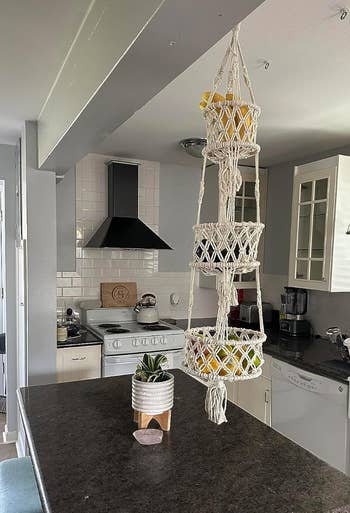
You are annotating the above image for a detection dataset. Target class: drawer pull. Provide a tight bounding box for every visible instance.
[72,356,87,361]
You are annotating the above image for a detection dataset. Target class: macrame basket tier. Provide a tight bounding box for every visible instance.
[203,99,261,163]
[192,221,264,275]
[184,326,266,382]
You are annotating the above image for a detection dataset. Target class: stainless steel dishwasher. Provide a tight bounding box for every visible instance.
[271,359,350,474]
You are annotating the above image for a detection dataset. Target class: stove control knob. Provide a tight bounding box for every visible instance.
[134,339,141,347]
[160,336,166,345]
[113,339,121,349]
[153,337,159,345]
[142,338,149,346]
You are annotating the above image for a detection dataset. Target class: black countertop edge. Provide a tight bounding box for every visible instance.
[57,326,103,348]
[164,317,350,384]
[17,388,51,513]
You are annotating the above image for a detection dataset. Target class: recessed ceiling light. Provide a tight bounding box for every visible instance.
[169,41,176,46]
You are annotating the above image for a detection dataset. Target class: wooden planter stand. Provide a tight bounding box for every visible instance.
[133,409,172,431]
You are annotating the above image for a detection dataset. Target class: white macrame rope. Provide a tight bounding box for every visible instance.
[184,23,265,424]
[187,156,208,331]
[196,155,208,225]
[205,379,227,425]
[209,30,235,103]
[237,40,255,104]
[187,267,196,331]
[255,150,261,224]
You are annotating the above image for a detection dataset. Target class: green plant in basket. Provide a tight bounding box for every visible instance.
[135,353,170,382]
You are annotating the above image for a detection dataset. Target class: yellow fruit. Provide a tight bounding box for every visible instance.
[197,355,219,374]
[199,90,252,142]
[199,91,225,110]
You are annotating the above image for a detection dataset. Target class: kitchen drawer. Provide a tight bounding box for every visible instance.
[57,345,101,383]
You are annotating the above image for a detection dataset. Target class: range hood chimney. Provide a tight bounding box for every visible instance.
[85,161,172,249]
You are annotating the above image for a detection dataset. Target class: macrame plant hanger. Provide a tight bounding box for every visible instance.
[184,24,267,425]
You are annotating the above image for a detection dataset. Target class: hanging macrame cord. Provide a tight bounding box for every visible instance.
[183,23,267,425]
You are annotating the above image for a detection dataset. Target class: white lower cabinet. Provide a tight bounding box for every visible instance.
[57,345,101,383]
[226,354,272,426]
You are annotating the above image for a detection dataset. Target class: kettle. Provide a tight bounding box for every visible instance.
[134,293,159,324]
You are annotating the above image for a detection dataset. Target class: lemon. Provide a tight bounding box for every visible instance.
[199,91,225,110]
[199,91,252,142]
[196,355,219,374]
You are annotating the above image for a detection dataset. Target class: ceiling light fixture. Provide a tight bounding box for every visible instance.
[179,137,206,158]
[169,40,176,46]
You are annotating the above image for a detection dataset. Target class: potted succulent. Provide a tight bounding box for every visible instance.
[132,354,174,416]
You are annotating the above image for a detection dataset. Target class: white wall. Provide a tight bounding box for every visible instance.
[0,145,17,435]
[58,153,218,319]
[27,168,57,385]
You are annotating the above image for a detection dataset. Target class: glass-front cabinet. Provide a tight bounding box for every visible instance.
[199,165,267,290]
[289,155,350,291]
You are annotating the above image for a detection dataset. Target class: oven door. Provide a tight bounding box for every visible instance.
[102,349,184,377]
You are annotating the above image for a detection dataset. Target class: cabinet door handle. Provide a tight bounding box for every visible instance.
[264,389,270,404]
[72,356,87,361]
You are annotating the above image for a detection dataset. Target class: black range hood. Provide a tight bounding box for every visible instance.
[85,161,172,249]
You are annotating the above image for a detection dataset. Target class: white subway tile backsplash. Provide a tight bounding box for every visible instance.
[82,287,100,297]
[63,287,82,297]
[58,154,217,319]
[57,277,72,288]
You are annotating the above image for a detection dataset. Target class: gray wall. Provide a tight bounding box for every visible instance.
[263,163,294,275]
[57,167,76,272]
[159,163,201,272]
[0,145,17,433]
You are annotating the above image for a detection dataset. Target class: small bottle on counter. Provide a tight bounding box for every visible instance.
[57,325,68,342]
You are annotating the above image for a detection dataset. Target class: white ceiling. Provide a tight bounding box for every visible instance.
[0,0,91,144]
[98,0,350,167]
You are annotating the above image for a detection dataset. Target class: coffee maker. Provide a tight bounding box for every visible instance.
[280,287,311,337]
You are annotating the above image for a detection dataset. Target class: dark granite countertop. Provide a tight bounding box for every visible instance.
[57,327,103,348]
[165,318,350,384]
[18,369,350,513]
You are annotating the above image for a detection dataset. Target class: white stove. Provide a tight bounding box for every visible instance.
[83,308,185,377]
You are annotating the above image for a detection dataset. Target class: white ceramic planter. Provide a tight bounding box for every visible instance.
[132,374,174,415]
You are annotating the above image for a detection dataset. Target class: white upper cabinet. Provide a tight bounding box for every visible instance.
[289,155,350,291]
[199,165,267,289]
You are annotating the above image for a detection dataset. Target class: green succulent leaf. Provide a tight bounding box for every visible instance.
[135,353,169,382]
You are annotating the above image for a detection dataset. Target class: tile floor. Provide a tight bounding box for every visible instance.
[0,413,17,462]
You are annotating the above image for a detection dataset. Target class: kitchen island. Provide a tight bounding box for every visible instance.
[18,369,350,513]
